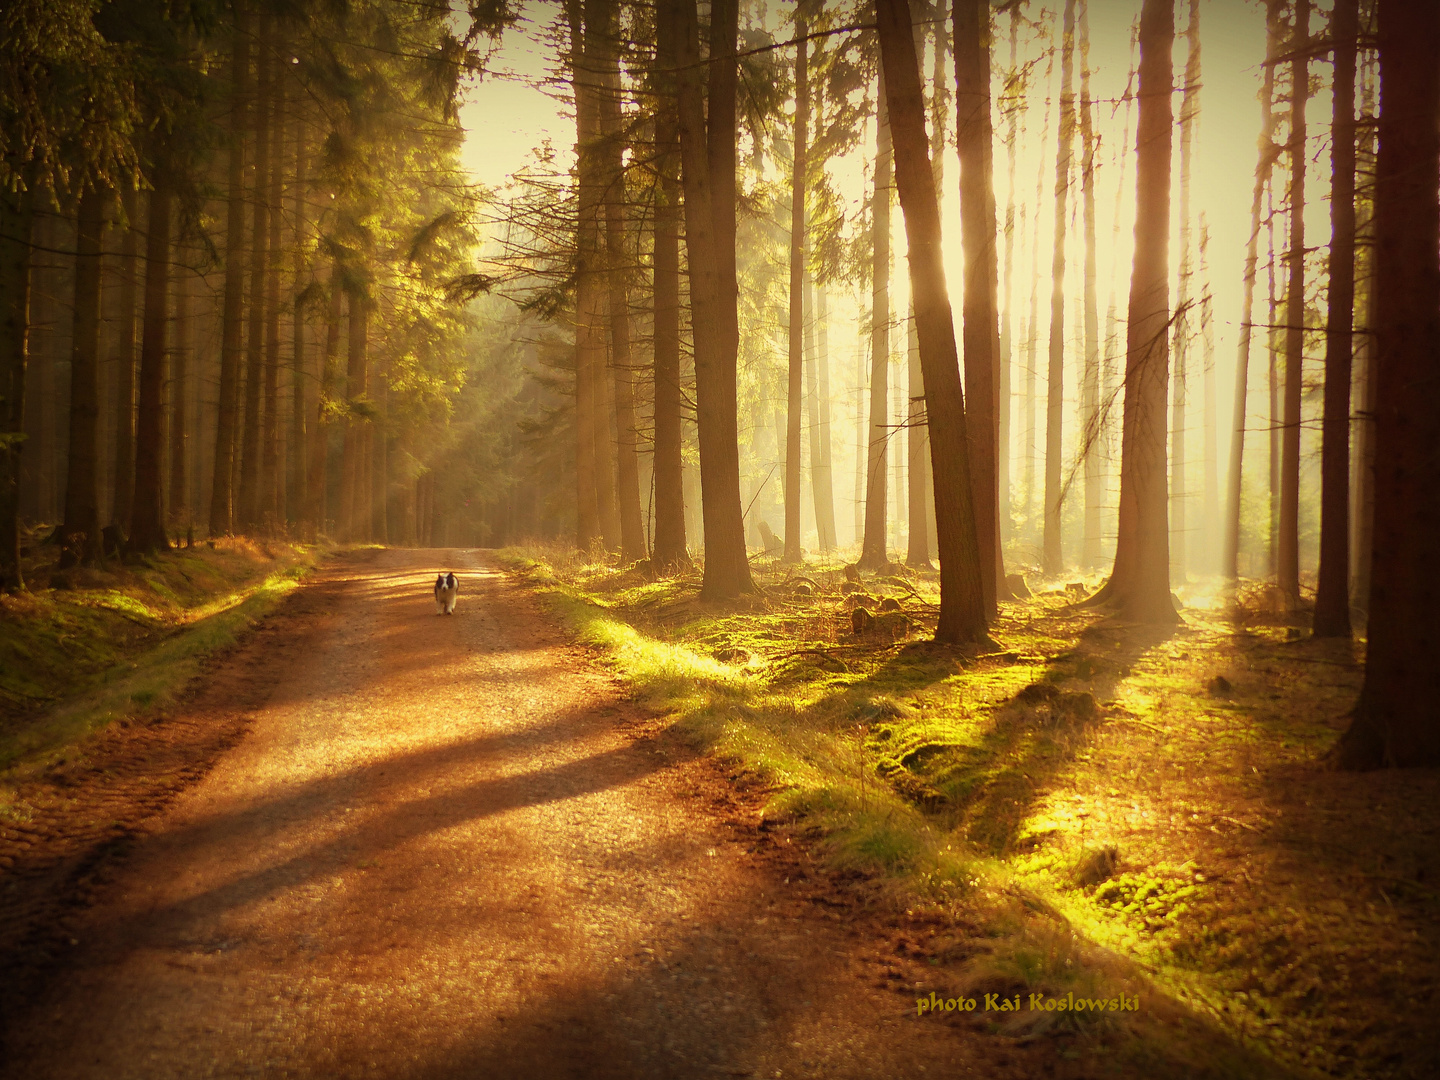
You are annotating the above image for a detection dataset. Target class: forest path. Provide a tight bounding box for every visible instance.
[2,548,1031,1080]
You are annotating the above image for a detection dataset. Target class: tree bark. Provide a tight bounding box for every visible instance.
[1169,0,1200,579]
[877,0,988,644]
[596,4,645,561]
[814,282,837,553]
[571,0,603,550]
[998,7,1021,547]
[954,0,1003,611]
[261,81,285,527]
[371,356,387,544]
[0,182,35,591]
[112,184,139,531]
[60,186,107,569]
[1313,0,1358,638]
[290,109,309,531]
[664,0,754,597]
[1088,0,1176,624]
[1333,0,1440,768]
[308,260,342,538]
[859,72,893,571]
[1079,0,1102,569]
[169,237,189,531]
[1042,0,1076,576]
[1022,61,1052,547]
[129,169,173,554]
[1223,0,1284,580]
[650,5,688,568]
[1277,0,1309,604]
[905,297,928,566]
[238,13,273,531]
[784,18,809,564]
[340,287,368,541]
[209,3,251,539]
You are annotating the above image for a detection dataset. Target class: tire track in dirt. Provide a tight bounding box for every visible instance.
[2,549,1053,1079]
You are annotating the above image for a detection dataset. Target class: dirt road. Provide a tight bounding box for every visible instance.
[2,550,1044,1079]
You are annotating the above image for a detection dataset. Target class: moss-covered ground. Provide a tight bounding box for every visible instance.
[500,542,1438,1080]
[0,535,319,774]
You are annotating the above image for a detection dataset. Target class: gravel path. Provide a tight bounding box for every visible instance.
[2,549,1041,1079]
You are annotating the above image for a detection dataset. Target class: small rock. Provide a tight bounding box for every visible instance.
[1207,674,1233,696]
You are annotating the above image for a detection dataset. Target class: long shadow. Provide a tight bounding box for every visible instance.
[2,709,679,1035]
[791,612,1176,855]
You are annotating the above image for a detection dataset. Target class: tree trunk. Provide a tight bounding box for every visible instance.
[784,18,809,564]
[60,186,107,569]
[815,283,837,553]
[1224,0,1283,579]
[1043,0,1076,577]
[371,357,387,544]
[290,110,309,532]
[596,4,645,561]
[0,182,33,590]
[594,327,621,548]
[1101,59,1136,561]
[1333,0,1440,768]
[169,238,189,531]
[1277,0,1309,604]
[664,0,754,597]
[1023,62,1052,547]
[1079,0,1102,569]
[209,4,251,539]
[905,298,929,566]
[909,15,944,569]
[571,0,603,550]
[853,321,865,545]
[129,169,173,554]
[877,0,989,645]
[859,72,893,571]
[1313,0,1358,638]
[651,7,688,568]
[308,262,341,538]
[340,287,368,541]
[238,14,273,531]
[1088,0,1176,624]
[1169,0,1200,580]
[1199,219,1219,568]
[998,7,1021,547]
[955,0,1004,611]
[112,185,139,531]
[261,81,284,527]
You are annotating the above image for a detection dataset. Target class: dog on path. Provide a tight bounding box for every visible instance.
[434,572,458,615]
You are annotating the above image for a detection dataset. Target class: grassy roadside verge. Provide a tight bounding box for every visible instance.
[0,537,321,776]
[499,542,1435,1080]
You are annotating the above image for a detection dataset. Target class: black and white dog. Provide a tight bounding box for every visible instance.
[434,571,459,615]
